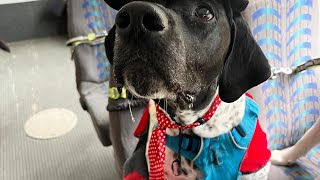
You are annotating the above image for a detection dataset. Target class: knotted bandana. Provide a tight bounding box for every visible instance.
[148,96,222,179]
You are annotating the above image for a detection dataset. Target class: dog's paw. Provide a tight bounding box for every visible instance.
[270,148,299,166]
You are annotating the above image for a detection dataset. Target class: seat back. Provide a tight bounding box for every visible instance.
[68,0,146,172]
[67,0,117,146]
[68,0,116,85]
[244,0,320,177]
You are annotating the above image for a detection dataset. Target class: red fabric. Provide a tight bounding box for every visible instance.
[123,172,146,180]
[134,105,150,137]
[245,93,253,99]
[148,96,222,180]
[240,121,271,173]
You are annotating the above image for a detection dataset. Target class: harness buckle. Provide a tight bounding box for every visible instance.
[180,134,201,153]
[195,117,206,125]
[270,67,293,79]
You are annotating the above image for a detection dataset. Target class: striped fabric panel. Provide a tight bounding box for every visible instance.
[244,0,320,178]
[306,144,320,168]
[81,0,117,94]
[275,157,320,179]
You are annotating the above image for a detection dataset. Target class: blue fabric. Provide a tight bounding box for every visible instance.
[166,97,259,180]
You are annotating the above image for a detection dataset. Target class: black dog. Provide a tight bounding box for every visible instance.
[104,0,271,179]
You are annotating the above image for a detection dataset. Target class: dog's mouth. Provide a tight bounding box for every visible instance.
[116,58,217,111]
[124,76,177,100]
[113,37,220,108]
[116,58,179,100]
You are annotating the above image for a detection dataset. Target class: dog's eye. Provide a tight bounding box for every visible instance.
[195,7,214,21]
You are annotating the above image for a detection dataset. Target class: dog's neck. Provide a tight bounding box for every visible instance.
[159,84,219,125]
[175,90,218,125]
[155,89,246,138]
[191,83,218,111]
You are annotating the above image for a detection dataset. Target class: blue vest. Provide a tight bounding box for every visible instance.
[166,97,259,180]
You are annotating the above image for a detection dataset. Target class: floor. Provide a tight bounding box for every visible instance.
[0,36,120,180]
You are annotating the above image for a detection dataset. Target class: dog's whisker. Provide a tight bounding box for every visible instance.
[128,98,135,122]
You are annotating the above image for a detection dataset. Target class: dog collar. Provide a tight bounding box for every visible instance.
[148,95,222,179]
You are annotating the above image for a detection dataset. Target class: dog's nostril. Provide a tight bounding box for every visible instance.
[143,13,165,31]
[116,11,130,29]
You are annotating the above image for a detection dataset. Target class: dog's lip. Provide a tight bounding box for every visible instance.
[123,73,177,100]
[119,56,166,77]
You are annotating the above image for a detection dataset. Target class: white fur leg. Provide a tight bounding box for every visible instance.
[241,162,270,180]
[270,148,297,166]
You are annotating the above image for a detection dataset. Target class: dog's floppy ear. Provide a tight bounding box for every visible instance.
[218,11,271,103]
[230,0,249,12]
[105,25,116,64]
[104,0,129,10]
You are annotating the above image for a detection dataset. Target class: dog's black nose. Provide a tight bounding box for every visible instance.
[116,2,168,33]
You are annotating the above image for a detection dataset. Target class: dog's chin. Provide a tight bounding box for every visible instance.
[124,77,176,100]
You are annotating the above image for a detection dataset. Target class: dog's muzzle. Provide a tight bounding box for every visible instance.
[115,2,168,36]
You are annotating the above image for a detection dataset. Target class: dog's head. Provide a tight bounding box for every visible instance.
[104,0,270,110]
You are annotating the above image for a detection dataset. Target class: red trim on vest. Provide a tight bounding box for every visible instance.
[240,121,271,173]
[245,92,253,99]
[123,172,146,180]
[134,105,149,137]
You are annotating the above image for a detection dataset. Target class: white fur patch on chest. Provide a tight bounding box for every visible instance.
[176,95,246,138]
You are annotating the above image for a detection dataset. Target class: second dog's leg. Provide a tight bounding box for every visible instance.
[270,119,320,165]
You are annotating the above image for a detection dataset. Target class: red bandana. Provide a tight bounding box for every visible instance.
[148,96,222,180]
